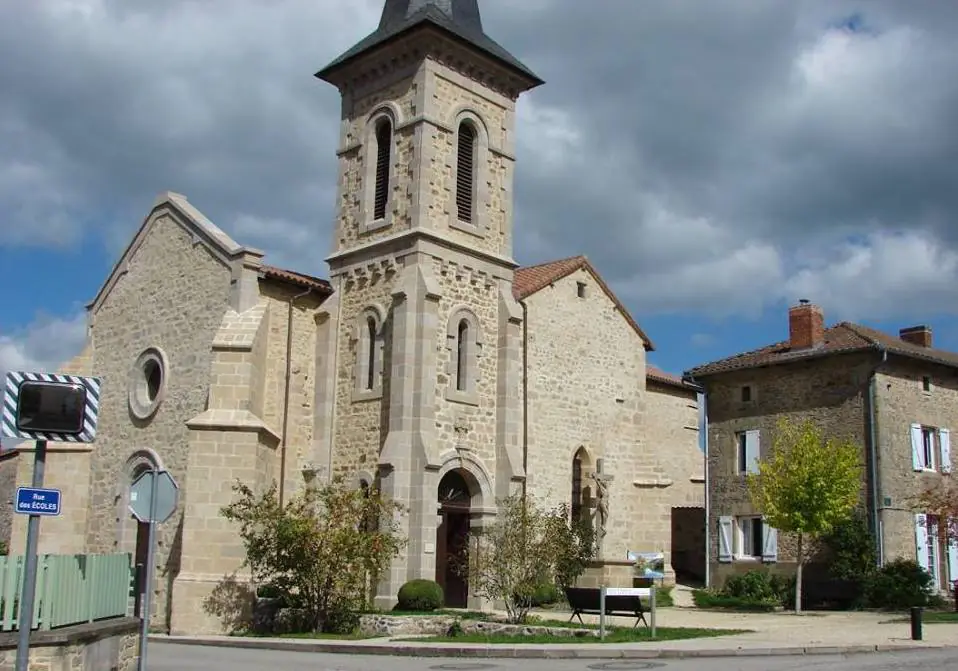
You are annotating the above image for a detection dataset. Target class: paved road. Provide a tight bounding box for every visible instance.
[149,644,952,671]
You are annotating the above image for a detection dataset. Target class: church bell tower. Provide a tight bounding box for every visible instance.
[313,0,542,608]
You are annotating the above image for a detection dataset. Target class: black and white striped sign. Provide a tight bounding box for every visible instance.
[2,372,101,443]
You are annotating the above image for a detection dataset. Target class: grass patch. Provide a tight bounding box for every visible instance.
[655,585,674,607]
[397,626,750,644]
[883,610,958,624]
[230,630,381,640]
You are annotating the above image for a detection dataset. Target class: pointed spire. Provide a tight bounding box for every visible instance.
[316,0,542,89]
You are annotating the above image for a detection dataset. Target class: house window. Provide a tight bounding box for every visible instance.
[736,430,760,474]
[456,121,476,223]
[741,385,752,402]
[916,513,942,589]
[737,516,764,559]
[373,118,392,221]
[364,316,377,391]
[577,281,586,299]
[911,424,951,473]
[923,376,932,392]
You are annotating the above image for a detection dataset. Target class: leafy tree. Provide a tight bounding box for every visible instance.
[747,418,863,613]
[913,480,958,543]
[467,494,595,624]
[221,477,406,633]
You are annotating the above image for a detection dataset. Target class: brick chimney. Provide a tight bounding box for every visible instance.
[788,299,825,350]
[899,325,933,348]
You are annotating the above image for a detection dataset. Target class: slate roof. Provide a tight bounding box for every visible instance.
[316,0,543,86]
[685,321,958,379]
[513,255,655,352]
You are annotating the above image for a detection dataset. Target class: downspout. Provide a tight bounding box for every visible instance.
[279,286,314,507]
[685,374,709,588]
[520,298,529,505]
[326,274,345,485]
[867,345,888,567]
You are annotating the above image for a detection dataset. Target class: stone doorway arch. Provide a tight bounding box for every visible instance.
[436,469,474,608]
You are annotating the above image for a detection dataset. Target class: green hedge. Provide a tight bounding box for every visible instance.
[692,589,779,612]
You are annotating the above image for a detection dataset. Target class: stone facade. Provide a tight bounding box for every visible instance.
[2,0,705,635]
[689,303,958,592]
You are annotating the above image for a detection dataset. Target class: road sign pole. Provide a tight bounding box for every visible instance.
[137,470,159,671]
[15,439,47,671]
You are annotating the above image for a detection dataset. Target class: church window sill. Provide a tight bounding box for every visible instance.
[445,388,479,407]
[352,387,383,403]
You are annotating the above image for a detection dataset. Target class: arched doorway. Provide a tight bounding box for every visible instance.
[436,470,472,608]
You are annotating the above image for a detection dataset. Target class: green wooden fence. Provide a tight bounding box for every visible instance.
[0,553,133,631]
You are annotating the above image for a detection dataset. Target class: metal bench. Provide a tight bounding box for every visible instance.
[564,586,649,629]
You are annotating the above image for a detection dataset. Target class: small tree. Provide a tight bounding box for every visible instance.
[747,418,863,613]
[221,477,406,633]
[913,480,958,543]
[467,495,594,623]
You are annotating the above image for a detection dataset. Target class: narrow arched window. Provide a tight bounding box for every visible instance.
[571,449,585,522]
[374,119,392,220]
[365,316,377,390]
[456,319,469,391]
[456,122,476,223]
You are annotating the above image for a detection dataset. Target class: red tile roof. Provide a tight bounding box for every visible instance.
[647,365,699,391]
[260,265,333,294]
[513,256,655,351]
[685,321,958,378]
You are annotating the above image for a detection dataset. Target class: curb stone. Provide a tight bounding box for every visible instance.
[148,635,949,660]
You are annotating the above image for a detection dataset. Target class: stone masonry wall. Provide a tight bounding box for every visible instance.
[432,256,501,486]
[330,267,397,481]
[523,268,650,574]
[85,212,232,630]
[426,62,513,258]
[874,357,958,588]
[644,380,705,576]
[702,352,876,587]
[334,76,418,253]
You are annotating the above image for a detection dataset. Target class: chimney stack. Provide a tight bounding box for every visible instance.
[788,299,825,350]
[899,325,933,348]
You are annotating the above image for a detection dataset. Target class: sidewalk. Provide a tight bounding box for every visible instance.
[149,607,958,660]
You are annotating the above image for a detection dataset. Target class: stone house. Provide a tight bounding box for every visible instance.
[1,0,705,634]
[685,300,958,593]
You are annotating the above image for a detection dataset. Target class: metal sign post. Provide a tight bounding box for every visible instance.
[3,372,100,671]
[14,440,47,671]
[128,467,179,671]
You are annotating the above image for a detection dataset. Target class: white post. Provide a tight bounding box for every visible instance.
[599,585,606,640]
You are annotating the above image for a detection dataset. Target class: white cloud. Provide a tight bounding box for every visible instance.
[0,312,88,388]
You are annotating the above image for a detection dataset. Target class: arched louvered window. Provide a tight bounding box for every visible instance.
[456,121,476,223]
[365,316,377,390]
[456,319,469,391]
[373,118,392,221]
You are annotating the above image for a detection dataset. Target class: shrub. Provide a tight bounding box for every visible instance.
[865,558,935,610]
[723,570,778,603]
[691,589,778,611]
[396,579,444,612]
[532,582,562,607]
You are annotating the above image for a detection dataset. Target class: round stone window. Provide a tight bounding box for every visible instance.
[129,348,168,420]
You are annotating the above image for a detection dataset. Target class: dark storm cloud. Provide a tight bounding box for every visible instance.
[1,0,958,318]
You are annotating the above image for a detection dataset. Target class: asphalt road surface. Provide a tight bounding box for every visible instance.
[149,644,955,671]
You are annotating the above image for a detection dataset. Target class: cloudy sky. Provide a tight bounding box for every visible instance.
[2,0,958,385]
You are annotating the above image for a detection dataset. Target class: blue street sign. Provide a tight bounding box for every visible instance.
[15,487,61,517]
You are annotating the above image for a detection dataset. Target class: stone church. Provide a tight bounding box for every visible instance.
[2,0,704,635]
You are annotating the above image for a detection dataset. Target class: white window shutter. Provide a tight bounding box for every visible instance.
[718,516,733,563]
[745,430,760,474]
[915,514,930,571]
[940,428,951,474]
[948,517,958,584]
[911,423,924,471]
[762,522,778,563]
